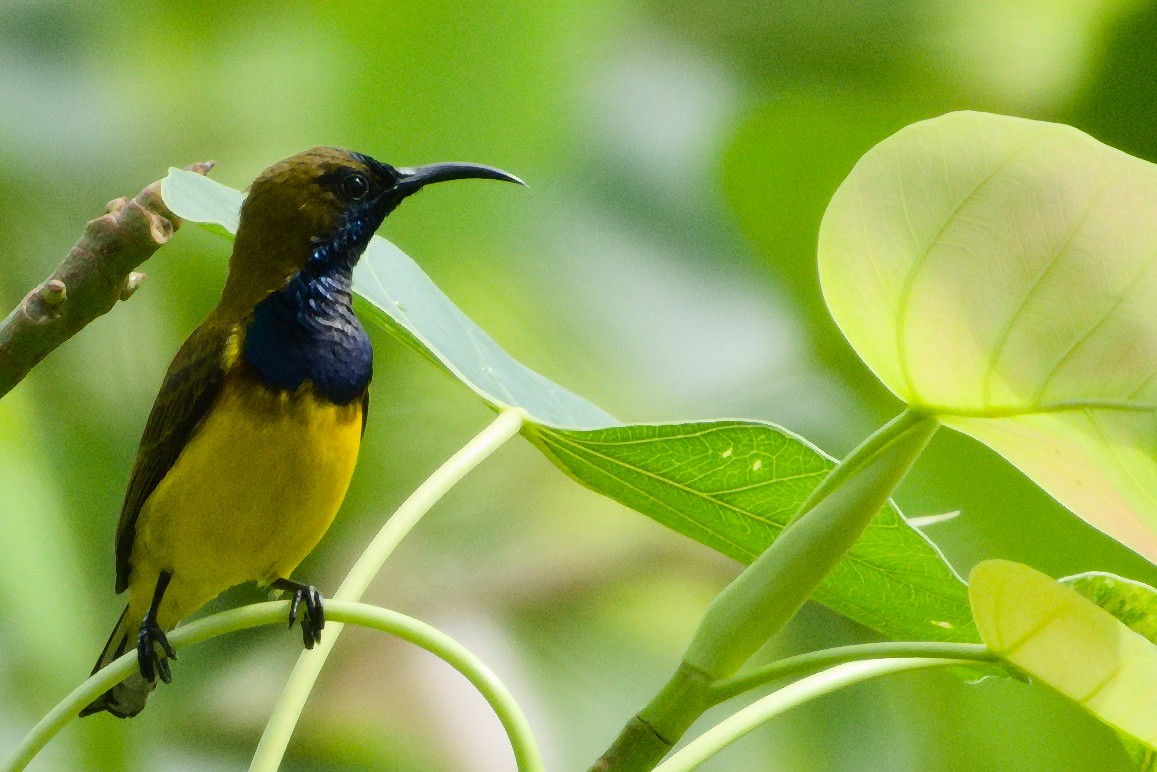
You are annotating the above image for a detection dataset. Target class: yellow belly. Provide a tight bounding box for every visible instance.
[128,379,363,628]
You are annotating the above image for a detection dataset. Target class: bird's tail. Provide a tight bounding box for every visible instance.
[79,605,157,718]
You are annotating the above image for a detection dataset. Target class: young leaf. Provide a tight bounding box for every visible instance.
[162,169,243,237]
[1064,572,1157,644]
[161,168,976,645]
[528,420,977,644]
[971,560,1157,749]
[819,112,1157,563]
[1063,572,1157,769]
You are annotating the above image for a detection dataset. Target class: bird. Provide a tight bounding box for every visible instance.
[81,148,522,718]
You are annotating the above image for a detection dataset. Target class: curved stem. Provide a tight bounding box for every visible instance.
[786,408,926,526]
[684,411,939,680]
[710,642,997,702]
[655,658,971,772]
[3,600,541,772]
[594,412,940,771]
[251,407,527,772]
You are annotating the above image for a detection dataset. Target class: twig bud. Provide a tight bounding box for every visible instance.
[121,272,146,300]
[39,279,67,307]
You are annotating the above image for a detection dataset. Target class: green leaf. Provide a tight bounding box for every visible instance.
[161,168,976,646]
[160,168,615,429]
[527,420,977,643]
[819,111,1157,564]
[1064,572,1157,645]
[1120,737,1157,772]
[162,168,243,239]
[971,560,1157,750]
[1063,572,1157,770]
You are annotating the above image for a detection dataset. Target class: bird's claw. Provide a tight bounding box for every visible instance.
[280,581,325,650]
[137,619,176,684]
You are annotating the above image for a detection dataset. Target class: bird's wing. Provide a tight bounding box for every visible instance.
[114,321,235,593]
[360,388,370,437]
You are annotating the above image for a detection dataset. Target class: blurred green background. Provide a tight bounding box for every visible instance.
[3,1,1157,769]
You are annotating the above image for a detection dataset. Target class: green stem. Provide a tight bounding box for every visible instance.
[685,411,939,679]
[592,411,939,771]
[251,407,527,771]
[3,600,541,772]
[655,658,972,772]
[787,409,926,525]
[710,642,997,702]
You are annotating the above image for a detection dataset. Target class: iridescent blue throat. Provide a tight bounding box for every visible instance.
[243,216,374,405]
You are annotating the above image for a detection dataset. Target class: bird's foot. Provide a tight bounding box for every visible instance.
[137,618,176,684]
[273,578,325,650]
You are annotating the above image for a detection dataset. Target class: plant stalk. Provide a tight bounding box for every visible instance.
[592,410,939,771]
[710,641,996,701]
[251,407,527,771]
[687,410,938,678]
[4,600,541,772]
[655,658,971,772]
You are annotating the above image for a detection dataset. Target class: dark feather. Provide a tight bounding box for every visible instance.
[114,321,233,593]
[361,389,370,437]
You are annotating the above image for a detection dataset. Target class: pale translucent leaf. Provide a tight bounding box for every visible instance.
[971,560,1157,749]
[1063,573,1157,769]
[819,112,1157,562]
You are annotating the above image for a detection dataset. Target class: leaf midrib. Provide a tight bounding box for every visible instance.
[894,137,1036,403]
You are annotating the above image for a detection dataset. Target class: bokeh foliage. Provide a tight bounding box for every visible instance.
[4,1,1157,769]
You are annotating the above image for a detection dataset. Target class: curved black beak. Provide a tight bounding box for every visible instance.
[393,162,525,195]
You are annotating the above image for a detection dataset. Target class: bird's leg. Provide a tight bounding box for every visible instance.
[137,570,177,684]
[272,578,325,650]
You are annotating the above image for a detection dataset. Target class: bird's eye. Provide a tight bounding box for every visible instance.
[341,173,369,201]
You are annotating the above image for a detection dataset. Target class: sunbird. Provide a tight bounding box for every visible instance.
[81,148,521,718]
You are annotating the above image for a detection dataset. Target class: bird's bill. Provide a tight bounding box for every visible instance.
[392,162,525,192]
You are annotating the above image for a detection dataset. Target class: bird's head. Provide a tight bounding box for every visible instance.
[222,147,522,309]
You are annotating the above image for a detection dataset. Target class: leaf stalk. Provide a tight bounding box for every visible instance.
[655,657,973,772]
[592,410,939,771]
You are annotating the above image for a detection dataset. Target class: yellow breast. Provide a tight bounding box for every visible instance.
[130,376,363,626]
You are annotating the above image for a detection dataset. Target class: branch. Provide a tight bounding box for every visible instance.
[0,162,214,399]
